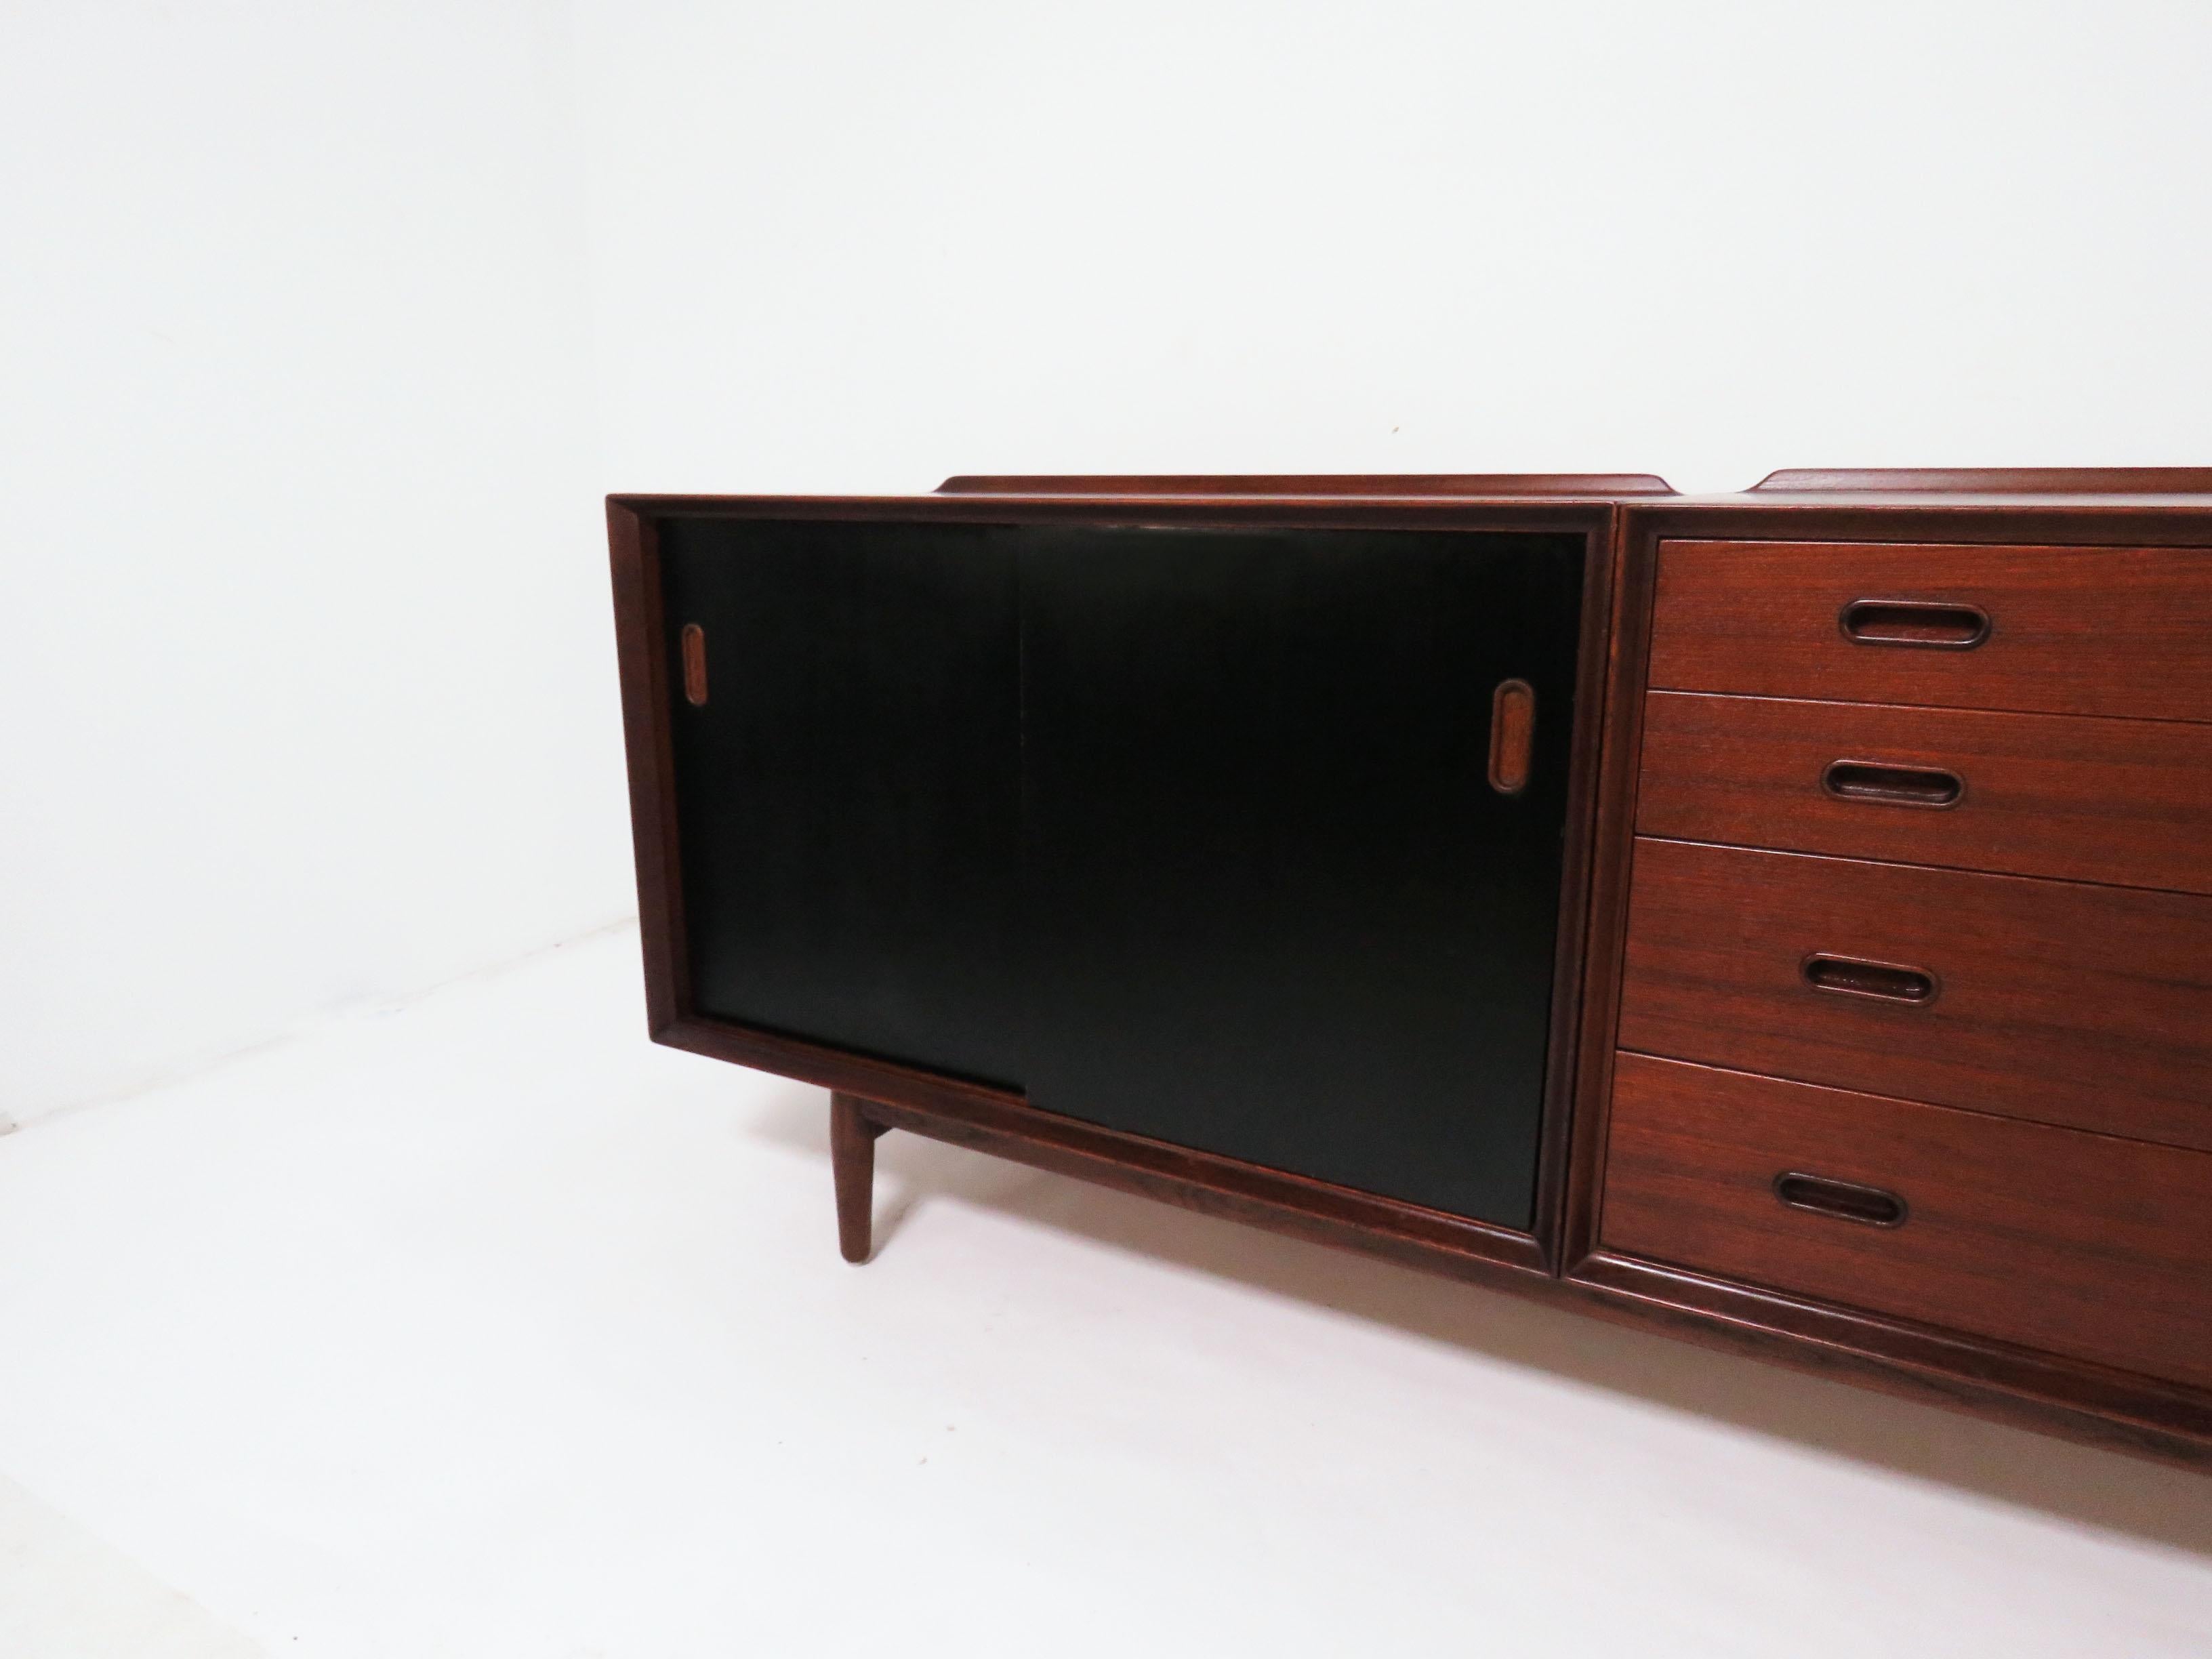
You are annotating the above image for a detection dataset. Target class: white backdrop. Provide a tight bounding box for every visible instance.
[572,0,2212,493]
[1,3,632,1122]
[8,0,2212,1123]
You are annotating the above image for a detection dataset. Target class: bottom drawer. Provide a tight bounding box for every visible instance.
[1601,1053,2212,1391]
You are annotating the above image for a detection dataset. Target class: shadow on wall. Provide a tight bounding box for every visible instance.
[738,1078,2212,1561]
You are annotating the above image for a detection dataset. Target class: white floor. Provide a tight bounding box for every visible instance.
[1,927,2209,1658]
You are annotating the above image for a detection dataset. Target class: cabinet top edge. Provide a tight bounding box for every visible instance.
[950,471,2212,508]
[934,473,1679,497]
[1749,468,2212,497]
[607,466,2212,522]
[605,493,1623,528]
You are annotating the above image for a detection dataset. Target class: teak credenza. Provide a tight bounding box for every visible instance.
[608,470,2212,1466]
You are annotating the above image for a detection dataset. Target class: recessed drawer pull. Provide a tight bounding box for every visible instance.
[1488,678,1536,796]
[680,623,709,706]
[1839,598,1991,649]
[1822,759,1963,808]
[1772,1170,1910,1228]
[1801,953,1938,1004]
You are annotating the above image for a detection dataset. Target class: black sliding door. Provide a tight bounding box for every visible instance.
[1018,527,1585,1229]
[658,517,1021,1086]
[659,514,1585,1231]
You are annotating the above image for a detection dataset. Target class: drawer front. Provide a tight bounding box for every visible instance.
[1601,1053,2212,1391]
[1650,539,2212,722]
[1636,690,2212,895]
[1619,838,2212,1152]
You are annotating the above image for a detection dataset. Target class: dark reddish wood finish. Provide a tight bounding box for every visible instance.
[608,499,688,1036]
[678,623,708,707]
[1635,690,2212,895]
[1601,1054,2212,1392]
[1487,679,1537,795]
[1570,1250,2212,1465]
[1561,489,2212,1469]
[1650,538,2212,722]
[613,474,2212,1471]
[830,1092,888,1264]
[1529,523,1623,1258]
[1750,468,2212,495]
[1558,510,1661,1271]
[937,473,1677,497]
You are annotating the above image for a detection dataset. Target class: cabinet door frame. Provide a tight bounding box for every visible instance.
[610,486,1621,1278]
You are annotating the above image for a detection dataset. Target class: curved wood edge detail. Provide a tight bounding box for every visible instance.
[1750,468,2212,496]
[935,473,1679,497]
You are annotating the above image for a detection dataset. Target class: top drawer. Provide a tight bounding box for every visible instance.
[1650,540,2212,722]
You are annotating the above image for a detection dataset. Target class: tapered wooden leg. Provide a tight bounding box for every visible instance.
[830,1092,888,1263]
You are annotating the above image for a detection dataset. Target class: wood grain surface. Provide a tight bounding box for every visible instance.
[1636,690,2212,894]
[1618,838,2212,1151]
[1650,539,2212,721]
[1601,1053,2212,1391]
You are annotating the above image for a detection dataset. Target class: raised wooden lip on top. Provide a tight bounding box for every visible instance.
[935,472,1678,497]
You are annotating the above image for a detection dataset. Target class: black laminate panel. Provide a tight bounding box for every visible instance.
[659,517,1020,1085]
[1019,527,1584,1229]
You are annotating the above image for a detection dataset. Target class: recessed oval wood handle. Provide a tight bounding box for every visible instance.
[1839,598,1990,649]
[1822,759,1963,808]
[1801,953,1938,1005]
[1773,1170,1909,1228]
[1488,678,1535,796]
[680,623,708,706]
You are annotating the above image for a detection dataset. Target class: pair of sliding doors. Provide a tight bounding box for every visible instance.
[657,515,1586,1231]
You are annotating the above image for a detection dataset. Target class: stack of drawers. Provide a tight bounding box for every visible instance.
[1599,538,2212,1392]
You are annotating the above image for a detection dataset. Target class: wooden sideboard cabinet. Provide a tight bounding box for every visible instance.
[609,470,2212,1467]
